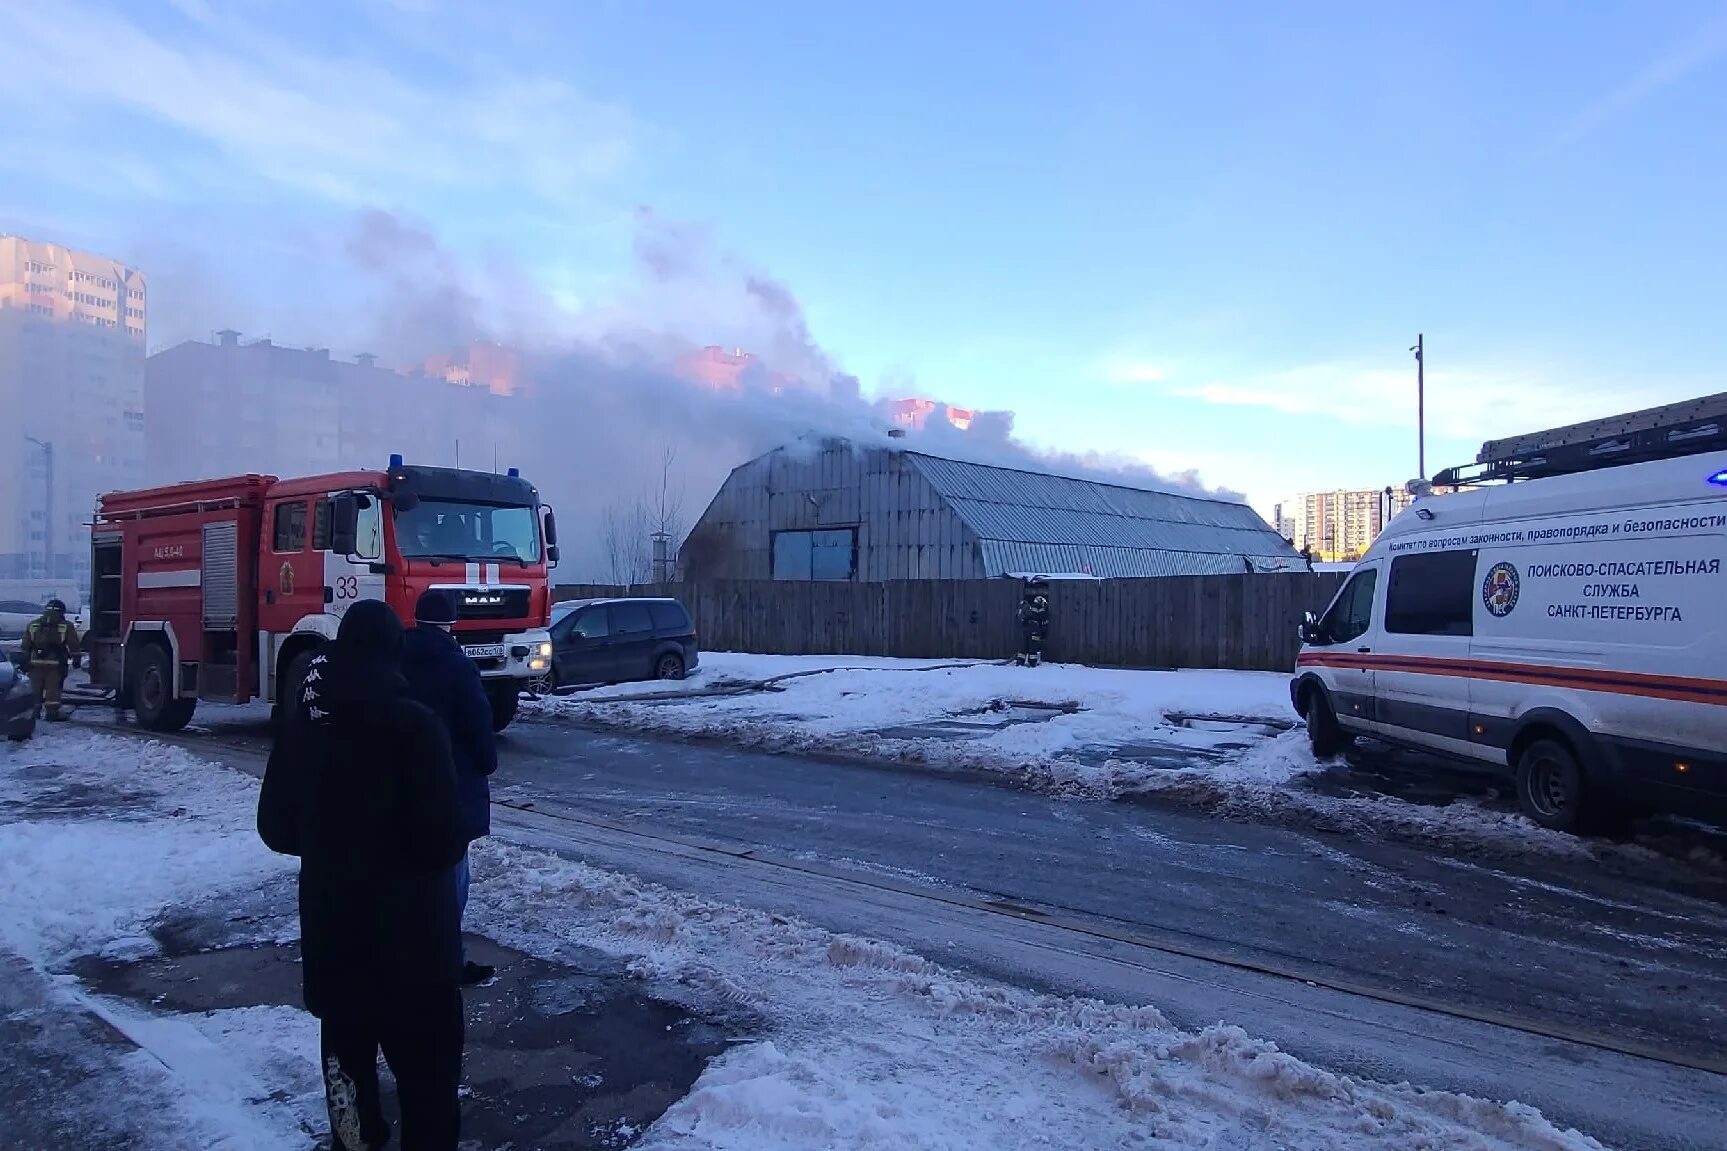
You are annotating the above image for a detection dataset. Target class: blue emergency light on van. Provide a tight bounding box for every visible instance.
[1708,468,1727,486]
[508,467,520,477]
[390,453,405,469]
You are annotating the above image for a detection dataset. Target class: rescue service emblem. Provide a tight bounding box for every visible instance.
[279,560,295,596]
[1482,561,1520,617]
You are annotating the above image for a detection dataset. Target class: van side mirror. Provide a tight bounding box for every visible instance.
[330,494,359,556]
[1298,611,1321,645]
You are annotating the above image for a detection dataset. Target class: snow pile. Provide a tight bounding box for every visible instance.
[471,838,1609,1151]
[0,732,293,964]
[0,731,320,1147]
[531,653,1296,786]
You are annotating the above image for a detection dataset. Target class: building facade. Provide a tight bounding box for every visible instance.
[0,236,147,590]
[1286,487,1414,561]
[145,332,525,489]
[682,439,1306,581]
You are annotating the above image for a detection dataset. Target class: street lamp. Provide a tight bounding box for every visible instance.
[1410,335,1425,480]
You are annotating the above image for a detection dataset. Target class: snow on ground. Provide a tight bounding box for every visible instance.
[535,653,1296,788]
[0,727,1613,1150]
[525,654,1643,862]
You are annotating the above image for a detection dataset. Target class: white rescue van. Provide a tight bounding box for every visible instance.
[1292,415,1727,834]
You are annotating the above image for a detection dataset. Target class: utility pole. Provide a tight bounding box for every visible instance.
[24,436,52,579]
[1410,334,1426,479]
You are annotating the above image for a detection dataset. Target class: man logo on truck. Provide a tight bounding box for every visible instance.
[1482,561,1521,617]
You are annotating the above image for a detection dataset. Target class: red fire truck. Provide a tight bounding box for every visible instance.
[86,456,558,733]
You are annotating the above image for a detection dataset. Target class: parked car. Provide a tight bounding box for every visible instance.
[0,599,44,640]
[545,597,699,688]
[1,654,37,742]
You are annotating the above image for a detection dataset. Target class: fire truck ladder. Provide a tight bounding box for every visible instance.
[1432,391,1727,487]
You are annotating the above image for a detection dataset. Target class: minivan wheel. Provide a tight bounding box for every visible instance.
[655,653,685,681]
[1516,738,1591,833]
[1303,685,1349,758]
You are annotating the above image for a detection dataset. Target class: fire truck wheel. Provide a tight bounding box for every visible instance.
[488,685,520,732]
[130,643,195,733]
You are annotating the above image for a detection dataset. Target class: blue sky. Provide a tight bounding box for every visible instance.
[3,0,1726,517]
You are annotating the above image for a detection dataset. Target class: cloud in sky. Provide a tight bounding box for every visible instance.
[1163,358,1689,447]
[1543,6,1727,156]
[0,1,635,210]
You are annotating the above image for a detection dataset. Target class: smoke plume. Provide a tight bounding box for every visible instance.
[154,208,1238,579]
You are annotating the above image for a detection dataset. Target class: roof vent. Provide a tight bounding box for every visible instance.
[887,427,907,439]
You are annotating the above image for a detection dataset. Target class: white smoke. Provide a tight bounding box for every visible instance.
[149,208,1240,579]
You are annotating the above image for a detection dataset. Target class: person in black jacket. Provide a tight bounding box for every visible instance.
[401,588,499,986]
[1015,577,1050,667]
[258,599,468,1151]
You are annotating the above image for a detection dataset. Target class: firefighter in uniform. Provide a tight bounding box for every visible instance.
[1015,578,1050,667]
[23,599,81,721]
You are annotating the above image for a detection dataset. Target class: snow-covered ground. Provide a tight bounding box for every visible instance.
[534,653,1297,785]
[524,654,1676,863]
[0,728,1614,1150]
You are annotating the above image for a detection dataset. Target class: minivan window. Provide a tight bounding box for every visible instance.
[610,601,653,635]
[1322,568,1378,644]
[649,601,691,632]
[1386,550,1477,637]
[571,608,609,640]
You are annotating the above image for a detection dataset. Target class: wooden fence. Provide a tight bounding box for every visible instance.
[554,572,1348,672]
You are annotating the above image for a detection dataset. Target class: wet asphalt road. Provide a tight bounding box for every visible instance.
[487,715,1727,1071]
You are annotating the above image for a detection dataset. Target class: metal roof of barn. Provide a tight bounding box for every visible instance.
[905,452,1304,578]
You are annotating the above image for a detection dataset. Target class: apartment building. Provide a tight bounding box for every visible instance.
[144,332,525,487]
[0,235,147,587]
[1285,486,1415,561]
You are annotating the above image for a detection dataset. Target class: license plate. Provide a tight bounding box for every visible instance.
[463,644,507,660]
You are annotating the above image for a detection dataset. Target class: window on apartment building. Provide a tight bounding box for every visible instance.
[1386,550,1477,637]
[272,501,308,552]
[771,528,857,581]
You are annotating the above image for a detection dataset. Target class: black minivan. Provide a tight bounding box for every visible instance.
[545,597,700,688]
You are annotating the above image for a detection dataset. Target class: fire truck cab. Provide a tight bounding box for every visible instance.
[87,456,558,733]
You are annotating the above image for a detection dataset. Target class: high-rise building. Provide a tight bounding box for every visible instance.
[1271,502,1298,544]
[0,236,147,590]
[885,398,978,431]
[144,332,524,487]
[423,341,524,396]
[1287,487,1414,561]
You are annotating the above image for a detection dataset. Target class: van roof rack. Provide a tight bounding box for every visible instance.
[1432,391,1727,487]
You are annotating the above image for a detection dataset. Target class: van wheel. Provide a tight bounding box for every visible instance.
[1516,738,1593,833]
[1303,685,1349,758]
[655,653,685,682]
[131,644,195,733]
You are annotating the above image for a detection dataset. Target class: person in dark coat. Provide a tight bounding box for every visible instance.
[1016,577,1050,667]
[401,588,499,986]
[257,599,468,1151]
